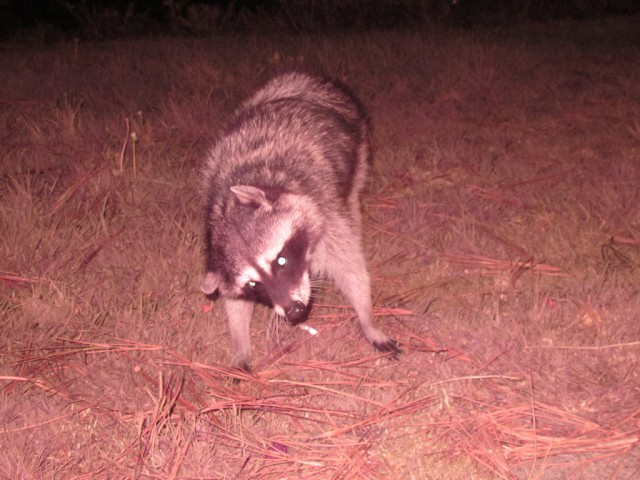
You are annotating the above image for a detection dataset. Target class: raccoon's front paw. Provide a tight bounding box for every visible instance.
[231,353,252,374]
[234,362,251,373]
[373,338,402,359]
[229,360,252,384]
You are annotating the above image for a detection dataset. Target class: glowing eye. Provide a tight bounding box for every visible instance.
[277,256,287,267]
[247,281,257,288]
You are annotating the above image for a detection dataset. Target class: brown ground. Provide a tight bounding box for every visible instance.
[1,16,639,479]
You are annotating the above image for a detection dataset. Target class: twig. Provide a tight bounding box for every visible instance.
[118,117,130,173]
[525,341,640,350]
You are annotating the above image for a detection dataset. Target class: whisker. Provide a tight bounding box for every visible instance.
[267,310,287,346]
[309,278,330,288]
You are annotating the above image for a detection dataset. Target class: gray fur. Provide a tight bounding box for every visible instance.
[201,72,400,372]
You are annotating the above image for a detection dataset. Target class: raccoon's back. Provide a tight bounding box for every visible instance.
[206,78,367,199]
[241,72,366,128]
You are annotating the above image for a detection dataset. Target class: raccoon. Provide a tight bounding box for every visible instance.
[201,72,400,372]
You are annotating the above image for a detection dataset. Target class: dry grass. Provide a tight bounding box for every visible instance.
[1,16,640,479]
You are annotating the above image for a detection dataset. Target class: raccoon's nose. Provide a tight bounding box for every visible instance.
[285,301,309,325]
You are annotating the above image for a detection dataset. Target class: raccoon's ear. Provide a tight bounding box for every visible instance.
[201,271,222,295]
[230,185,271,209]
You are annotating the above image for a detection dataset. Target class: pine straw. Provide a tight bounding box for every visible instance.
[442,253,569,277]
[447,394,639,479]
[3,332,638,478]
[3,336,431,478]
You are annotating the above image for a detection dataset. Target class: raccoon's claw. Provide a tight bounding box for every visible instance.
[373,339,402,359]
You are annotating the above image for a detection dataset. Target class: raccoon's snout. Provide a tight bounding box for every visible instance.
[285,301,310,325]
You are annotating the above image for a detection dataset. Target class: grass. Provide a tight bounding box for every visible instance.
[1,16,640,478]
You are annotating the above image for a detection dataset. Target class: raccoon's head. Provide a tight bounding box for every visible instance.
[202,184,321,324]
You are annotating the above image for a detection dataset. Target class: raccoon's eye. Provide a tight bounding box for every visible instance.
[276,256,287,267]
[247,281,257,288]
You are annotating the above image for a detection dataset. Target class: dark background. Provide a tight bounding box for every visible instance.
[2,0,640,39]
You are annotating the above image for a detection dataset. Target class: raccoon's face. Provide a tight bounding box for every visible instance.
[237,225,313,324]
[202,185,320,324]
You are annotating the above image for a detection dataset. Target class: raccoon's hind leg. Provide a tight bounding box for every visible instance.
[224,298,255,371]
[326,239,401,357]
